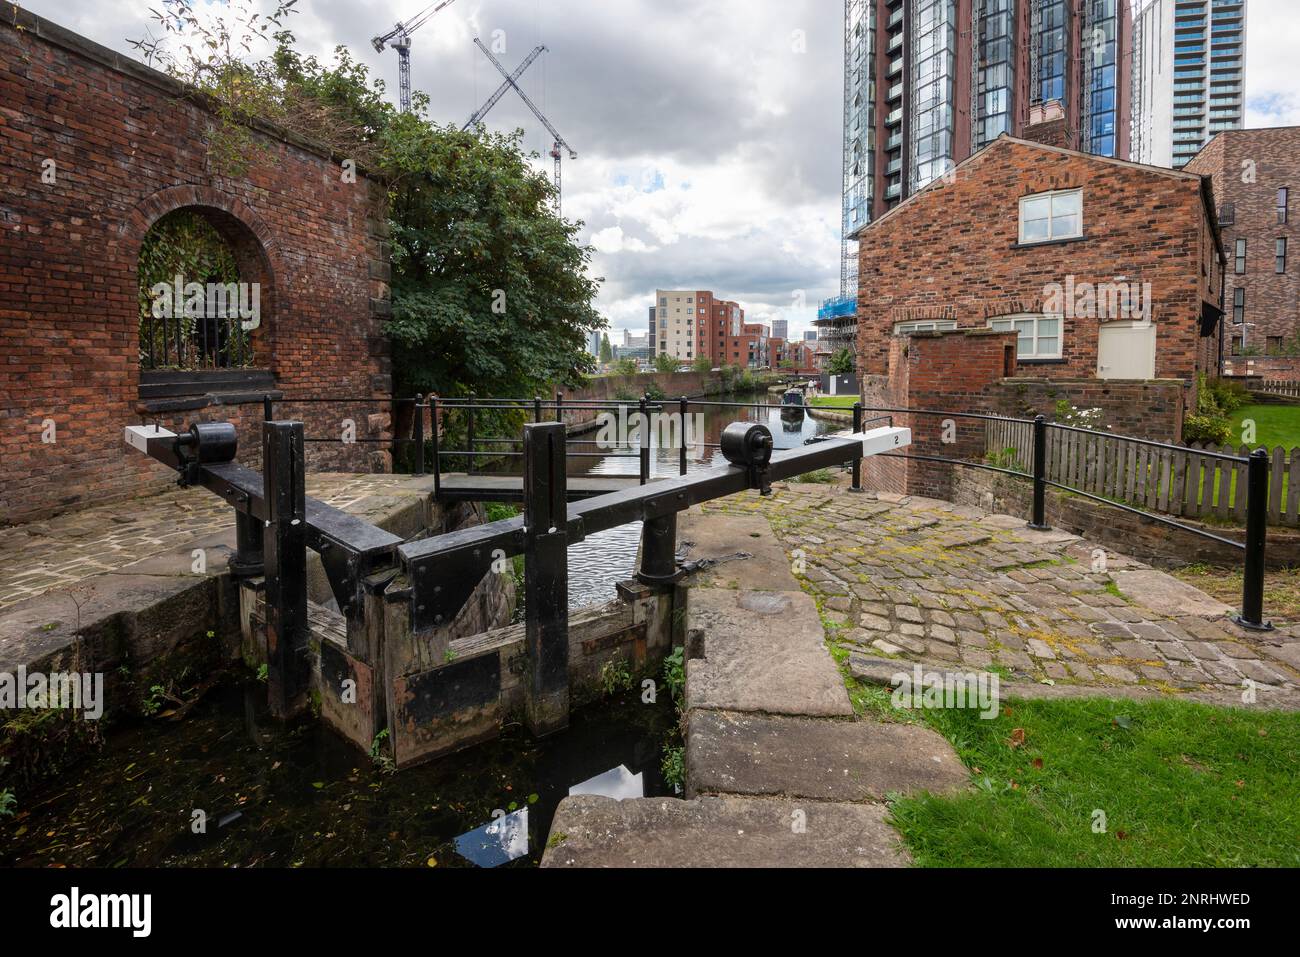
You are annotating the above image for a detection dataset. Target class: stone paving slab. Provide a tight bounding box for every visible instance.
[685,587,853,717]
[541,795,910,868]
[1111,569,1235,618]
[678,510,796,592]
[685,709,968,802]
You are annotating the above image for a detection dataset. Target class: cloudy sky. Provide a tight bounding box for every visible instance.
[17,0,1300,342]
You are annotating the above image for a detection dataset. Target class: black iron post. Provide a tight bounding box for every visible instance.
[229,510,264,578]
[1235,448,1274,631]
[430,395,441,499]
[522,421,570,736]
[534,396,543,423]
[413,394,425,477]
[639,395,650,485]
[679,396,689,477]
[1028,415,1051,531]
[638,513,679,586]
[262,420,309,718]
[262,394,273,422]
[850,401,864,492]
[555,391,565,430]
[466,393,476,476]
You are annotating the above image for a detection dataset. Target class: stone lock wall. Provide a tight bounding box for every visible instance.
[0,12,392,523]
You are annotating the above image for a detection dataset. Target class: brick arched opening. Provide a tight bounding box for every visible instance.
[122,186,283,393]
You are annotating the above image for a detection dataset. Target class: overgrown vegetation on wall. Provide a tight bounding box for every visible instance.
[131,0,603,401]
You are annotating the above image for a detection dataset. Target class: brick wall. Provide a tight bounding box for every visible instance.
[989,377,1185,442]
[856,136,1223,396]
[857,330,1187,500]
[0,12,391,522]
[1186,129,1300,365]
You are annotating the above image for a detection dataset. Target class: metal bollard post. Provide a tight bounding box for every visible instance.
[413,394,425,477]
[639,395,650,485]
[522,421,570,736]
[263,420,309,718]
[850,402,864,492]
[1235,448,1274,631]
[679,396,689,477]
[534,396,543,423]
[1028,415,1051,531]
[263,394,273,422]
[466,393,476,476]
[429,395,441,499]
[638,513,679,585]
[229,510,264,578]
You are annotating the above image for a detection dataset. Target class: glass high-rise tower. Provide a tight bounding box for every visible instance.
[1132,0,1247,169]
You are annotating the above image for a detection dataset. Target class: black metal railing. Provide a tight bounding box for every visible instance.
[238,391,1272,631]
[848,405,1270,633]
[140,308,254,371]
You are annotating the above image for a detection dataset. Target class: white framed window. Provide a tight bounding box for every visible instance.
[894,320,958,335]
[988,314,1062,360]
[1018,188,1082,244]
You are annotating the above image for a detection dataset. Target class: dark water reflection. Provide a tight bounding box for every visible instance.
[562,392,834,606]
[4,677,673,868]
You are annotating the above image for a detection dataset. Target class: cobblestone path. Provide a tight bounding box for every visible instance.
[701,482,1300,706]
[0,475,428,610]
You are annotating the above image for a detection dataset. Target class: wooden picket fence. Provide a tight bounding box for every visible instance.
[1257,379,1300,399]
[983,419,1300,527]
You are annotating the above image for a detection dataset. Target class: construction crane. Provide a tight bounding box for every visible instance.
[471,36,577,216]
[463,45,548,130]
[372,0,459,113]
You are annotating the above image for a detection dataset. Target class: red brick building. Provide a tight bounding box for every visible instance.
[0,12,392,521]
[1185,128,1300,379]
[856,125,1225,408]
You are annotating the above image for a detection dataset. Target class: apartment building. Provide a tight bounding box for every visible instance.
[826,0,1135,356]
[652,290,752,366]
[1186,128,1300,376]
[1132,0,1247,169]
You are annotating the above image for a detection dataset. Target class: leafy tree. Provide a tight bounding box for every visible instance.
[600,333,613,364]
[130,1,602,403]
[654,353,682,374]
[828,347,856,376]
[691,355,713,373]
[612,357,639,376]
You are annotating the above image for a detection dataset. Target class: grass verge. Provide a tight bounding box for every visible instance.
[888,695,1300,867]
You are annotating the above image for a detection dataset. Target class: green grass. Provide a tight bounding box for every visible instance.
[888,696,1300,867]
[1231,403,1300,452]
[809,395,860,410]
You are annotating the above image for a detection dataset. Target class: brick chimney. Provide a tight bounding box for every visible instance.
[1021,99,1069,150]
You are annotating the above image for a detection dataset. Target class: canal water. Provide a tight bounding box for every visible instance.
[5,675,675,868]
[563,391,835,607]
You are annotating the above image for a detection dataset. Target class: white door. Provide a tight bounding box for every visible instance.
[1097,322,1156,380]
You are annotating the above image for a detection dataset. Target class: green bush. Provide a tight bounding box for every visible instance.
[1183,412,1233,446]
[1199,375,1249,416]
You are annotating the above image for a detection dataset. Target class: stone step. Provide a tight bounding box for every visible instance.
[541,795,910,868]
[686,587,854,718]
[685,709,968,802]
